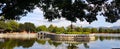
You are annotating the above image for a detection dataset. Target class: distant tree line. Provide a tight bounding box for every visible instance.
[0,20,120,34]
[0,20,36,33]
[36,24,120,34]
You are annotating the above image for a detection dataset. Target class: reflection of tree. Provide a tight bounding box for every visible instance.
[99,36,104,41]
[36,39,46,45]
[67,44,78,49]
[17,39,35,48]
[52,42,62,47]
[98,36,120,41]
[83,43,89,49]
[48,40,53,45]
[37,39,62,47]
[0,39,35,49]
[95,36,99,41]
[67,43,89,49]
[0,39,17,49]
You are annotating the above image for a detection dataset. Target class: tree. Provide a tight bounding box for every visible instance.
[0,21,7,29]
[36,25,47,32]
[104,29,111,33]
[99,28,105,33]
[0,16,5,21]
[75,27,83,32]
[52,26,58,33]
[6,20,19,32]
[52,26,65,34]
[117,29,120,33]
[24,22,36,33]
[0,0,40,20]
[59,27,65,33]
[0,0,120,23]
[83,28,91,32]
[38,0,120,23]
[18,23,25,32]
[66,27,73,32]
[48,24,55,32]
[91,28,98,33]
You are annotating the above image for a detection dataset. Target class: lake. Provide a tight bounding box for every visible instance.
[0,34,120,49]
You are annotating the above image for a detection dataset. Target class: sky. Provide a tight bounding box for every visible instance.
[18,8,120,27]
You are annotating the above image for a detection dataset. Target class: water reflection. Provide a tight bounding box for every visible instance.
[0,36,120,49]
[0,38,36,49]
[96,36,120,41]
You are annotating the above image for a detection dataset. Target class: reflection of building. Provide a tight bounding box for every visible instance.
[0,39,4,42]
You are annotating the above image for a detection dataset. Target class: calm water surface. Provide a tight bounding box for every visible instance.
[0,35,120,49]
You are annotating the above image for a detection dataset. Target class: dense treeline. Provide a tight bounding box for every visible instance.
[0,20,120,34]
[32,24,120,34]
[0,20,36,33]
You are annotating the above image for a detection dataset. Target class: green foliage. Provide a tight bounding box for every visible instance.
[59,27,66,33]
[65,32,90,34]
[24,22,36,32]
[0,39,35,49]
[48,24,55,32]
[0,21,7,29]
[35,24,120,34]
[52,42,62,47]
[36,40,46,45]
[5,27,13,32]
[0,0,120,23]
[51,27,58,33]
[66,27,72,32]
[104,29,111,33]
[117,29,120,33]
[0,20,120,34]
[0,0,40,20]
[0,0,119,34]
[0,16,5,21]
[91,28,98,33]
[99,28,105,33]
[75,27,83,32]
[36,25,47,32]
[6,20,19,32]
[18,23,25,32]
[83,28,91,33]
[52,27,65,33]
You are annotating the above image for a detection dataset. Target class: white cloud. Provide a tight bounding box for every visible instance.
[117,20,120,23]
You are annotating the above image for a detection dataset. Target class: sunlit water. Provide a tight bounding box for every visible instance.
[0,34,120,49]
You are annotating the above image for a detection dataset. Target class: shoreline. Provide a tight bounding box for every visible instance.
[0,33,120,39]
[0,33,37,39]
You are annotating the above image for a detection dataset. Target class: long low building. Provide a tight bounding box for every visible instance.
[37,31,95,43]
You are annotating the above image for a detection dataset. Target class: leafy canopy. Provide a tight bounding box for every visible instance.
[0,0,120,23]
